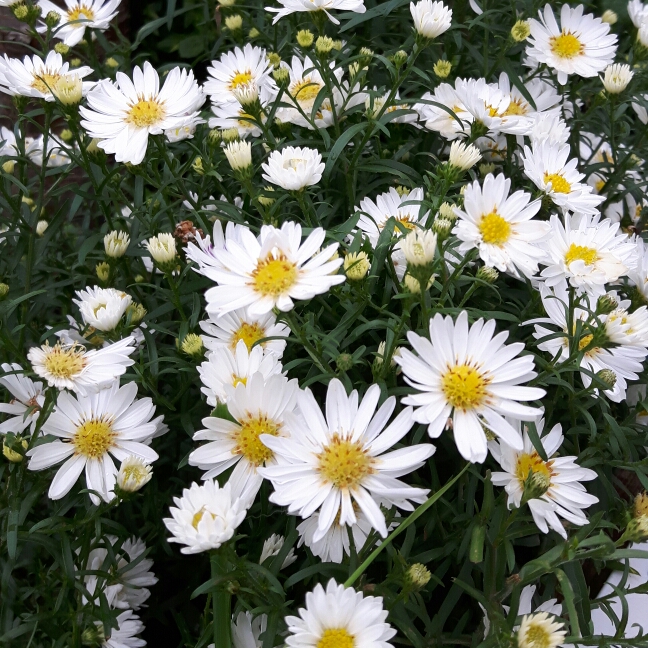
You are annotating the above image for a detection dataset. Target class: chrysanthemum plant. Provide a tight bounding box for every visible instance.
[2,0,648,646]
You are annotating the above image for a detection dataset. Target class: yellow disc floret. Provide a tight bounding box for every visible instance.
[317,628,355,648]
[43,344,86,379]
[126,99,166,128]
[231,322,266,351]
[32,72,62,94]
[252,255,298,297]
[318,435,374,490]
[442,364,489,410]
[229,71,253,90]
[291,78,323,103]
[515,452,552,485]
[234,416,280,466]
[543,173,571,194]
[479,211,512,246]
[68,5,95,21]
[564,243,599,266]
[74,418,115,458]
[550,32,583,59]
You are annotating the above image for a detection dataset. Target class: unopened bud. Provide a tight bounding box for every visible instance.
[36,220,48,236]
[267,52,281,67]
[511,19,531,42]
[2,160,15,174]
[224,139,252,173]
[192,156,204,175]
[601,9,617,24]
[272,67,290,85]
[405,563,431,589]
[221,127,240,143]
[54,43,69,55]
[479,162,496,176]
[433,59,452,78]
[45,10,61,28]
[146,233,177,269]
[225,14,242,30]
[248,27,260,38]
[104,230,130,258]
[297,29,314,48]
[12,4,29,20]
[359,47,374,66]
[476,266,499,283]
[596,294,618,315]
[81,624,105,647]
[0,283,8,299]
[70,57,82,68]
[635,492,648,518]
[3,438,27,463]
[117,456,153,493]
[125,302,146,325]
[448,140,481,171]
[60,128,74,142]
[336,352,354,372]
[181,333,205,359]
[392,50,408,67]
[596,368,617,390]
[344,251,370,280]
[96,262,110,282]
[439,202,457,220]
[432,217,453,237]
[315,36,335,55]
[105,57,119,69]
[52,74,83,105]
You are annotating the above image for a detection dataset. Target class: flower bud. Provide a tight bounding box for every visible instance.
[403,274,433,293]
[596,368,617,390]
[146,233,177,268]
[267,52,281,67]
[374,341,401,369]
[60,128,74,142]
[258,186,276,206]
[297,29,314,48]
[0,283,8,299]
[344,251,370,280]
[392,50,408,67]
[221,127,240,143]
[249,27,260,38]
[511,19,531,42]
[12,4,29,20]
[601,9,617,24]
[400,229,437,266]
[433,59,452,78]
[336,352,354,372]
[181,333,205,359]
[104,230,130,258]
[448,140,481,171]
[476,266,499,283]
[36,220,48,236]
[96,262,110,282]
[596,293,617,315]
[192,156,204,175]
[232,81,259,109]
[86,138,101,154]
[45,10,61,28]
[225,13,242,30]
[405,563,432,589]
[359,47,374,66]
[438,201,457,221]
[602,63,633,94]
[635,491,648,518]
[54,43,69,55]
[52,75,83,105]
[315,36,335,55]
[3,438,27,463]
[224,139,252,173]
[2,160,15,174]
[218,0,236,5]
[117,456,152,493]
[81,624,106,647]
[638,22,648,47]
[432,217,453,238]
[105,56,119,68]
[70,57,82,68]
[621,515,648,544]
[410,0,452,39]
[272,66,290,85]
[479,162,496,176]
[125,302,147,325]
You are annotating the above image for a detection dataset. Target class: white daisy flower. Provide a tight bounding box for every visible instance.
[415,83,471,140]
[204,44,274,106]
[0,363,45,435]
[297,507,375,563]
[28,337,136,394]
[202,221,344,316]
[496,73,561,126]
[199,307,289,358]
[517,611,566,648]
[26,381,159,504]
[453,174,549,279]
[163,479,247,554]
[83,536,157,610]
[410,0,452,38]
[229,612,268,648]
[284,579,396,648]
[79,61,205,165]
[259,533,297,568]
[198,339,284,406]
[74,286,132,332]
[530,283,647,402]
[0,51,93,101]
[629,0,648,27]
[491,419,598,538]
[189,373,298,505]
[259,379,434,539]
[528,112,571,147]
[395,311,545,464]
[37,0,121,46]
[602,63,633,94]
[186,219,249,276]
[522,142,604,215]
[356,187,429,280]
[539,213,637,296]
[526,4,617,85]
[266,0,366,25]
[261,146,325,191]
[98,610,145,648]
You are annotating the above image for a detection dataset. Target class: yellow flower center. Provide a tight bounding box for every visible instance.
[503,99,527,116]
[317,629,355,648]
[126,99,166,128]
[523,622,553,648]
[231,374,247,388]
[43,345,86,379]
[67,5,95,21]
[318,435,374,490]
[515,451,552,485]
[31,72,62,94]
[478,211,512,246]
[252,255,298,297]
[578,333,594,351]
[543,172,571,194]
[550,32,583,59]
[234,415,280,466]
[291,78,323,103]
[564,243,599,266]
[229,71,253,90]
[231,322,266,351]
[74,419,115,459]
[442,364,489,410]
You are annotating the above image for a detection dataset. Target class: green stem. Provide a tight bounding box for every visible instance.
[344,463,469,588]
[211,548,232,648]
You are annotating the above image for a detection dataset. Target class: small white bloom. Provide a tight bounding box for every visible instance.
[231,80,259,107]
[395,311,546,463]
[0,363,45,435]
[602,63,633,93]
[74,286,132,332]
[37,0,121,46]
[410,0,452,38]
[266,0,366,25]
[259,533,297,568]
[224,139,252,171]
[284,579,396,648]
[399,228,437,266]
[52,74,83,105]
[261,146,324,191]
[146,232,177,265]
[163,479,247,554]
[27,382,159,504]
[202,221,344,316]
[80,62,205,165]
[28,337,136,393]
[104,230,130,258]
[260,379,434,539]
[198,339,284,406]
[448,140,481,171]
[517,612,566,648]
[117,456,153,493]
[526,4,618,85]
[629,0,648,28]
